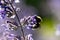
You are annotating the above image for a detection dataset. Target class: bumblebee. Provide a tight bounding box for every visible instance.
[20,15,42,30]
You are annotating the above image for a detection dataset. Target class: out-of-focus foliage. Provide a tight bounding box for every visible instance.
[25,0,46,8]
[24,0,53,19]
